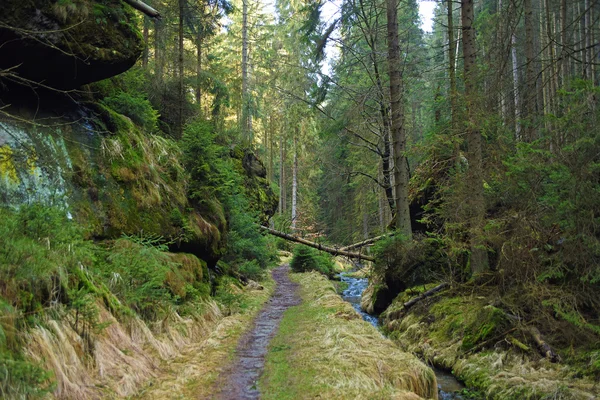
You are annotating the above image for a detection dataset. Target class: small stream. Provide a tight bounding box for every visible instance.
[338,272,467,399]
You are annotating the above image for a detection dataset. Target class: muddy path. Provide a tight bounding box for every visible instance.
[213,264,300,399]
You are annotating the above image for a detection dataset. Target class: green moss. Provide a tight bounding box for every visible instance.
[462,306,509,350]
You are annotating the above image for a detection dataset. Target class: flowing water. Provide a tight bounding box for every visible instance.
[338,272,467,399]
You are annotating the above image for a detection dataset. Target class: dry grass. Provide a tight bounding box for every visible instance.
[391,307,600,399]
[132,276,274,399]
[260,271,438,400]
[23,287,274,400]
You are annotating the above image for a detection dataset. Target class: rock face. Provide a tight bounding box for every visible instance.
[0,116,225,264]
[235,148,278,223]
[0,0,143,90]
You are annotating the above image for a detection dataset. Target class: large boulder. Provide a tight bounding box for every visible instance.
[0,0,143,90]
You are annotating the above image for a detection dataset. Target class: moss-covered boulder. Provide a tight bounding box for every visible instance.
[0,0,143,89]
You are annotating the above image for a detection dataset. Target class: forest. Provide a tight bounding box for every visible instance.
[0,0,599,398]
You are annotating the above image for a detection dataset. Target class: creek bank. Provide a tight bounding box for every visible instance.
[261,270,438,399]
[376,285,600,400]
[338,272,469,399]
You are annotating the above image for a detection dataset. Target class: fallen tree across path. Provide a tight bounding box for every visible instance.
[259,226,375,262]
[339,233,394,251]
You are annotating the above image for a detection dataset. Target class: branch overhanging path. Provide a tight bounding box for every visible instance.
[259,226,376,262]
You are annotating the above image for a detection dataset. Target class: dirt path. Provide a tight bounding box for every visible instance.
[213,264,300,399]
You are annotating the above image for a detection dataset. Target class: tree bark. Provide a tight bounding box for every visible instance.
[386,283,449,320]
[386,0,412,238]
[178,0,185,139]
[340,233,394,251]
[142,16,149,68]
[196,26,203,109]
[461,0,489,275]
[154,19,164,82]
[259,226,375,261]
[511,33,521,139]
[291,131,298,230]
[279,134,286,215]
[122,0,160,19]
[524,0,538,141]
[241,0,252,142]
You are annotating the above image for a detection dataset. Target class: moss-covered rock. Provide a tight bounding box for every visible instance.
[0,112,225,263]
[232,147,278,224]
[0,0,143,89]
[384,290,600,399]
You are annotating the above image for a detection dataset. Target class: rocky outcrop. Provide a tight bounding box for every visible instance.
[0,0,143,90]
[0,114,225,263]
[233,147,278,224]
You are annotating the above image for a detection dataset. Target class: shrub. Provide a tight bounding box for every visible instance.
[290,245,335,278]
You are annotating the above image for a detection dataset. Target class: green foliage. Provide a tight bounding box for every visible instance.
[0,349,54,399]
[94,68,159,133]
[181,120,276,279]
[103,236,173,320]
[101,92,158,132]
[290,245,335,278]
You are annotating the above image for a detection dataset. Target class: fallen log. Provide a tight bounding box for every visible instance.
[385,282,449,321]
[528,326,560,362]
[122,0,161,19]
[259,226,375,262]
[339,233,393,251]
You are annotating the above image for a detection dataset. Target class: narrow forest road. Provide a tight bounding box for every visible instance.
[213,264,300,399]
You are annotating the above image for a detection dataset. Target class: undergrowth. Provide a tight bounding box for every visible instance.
[0,205,215,398]
[290,245,335,278]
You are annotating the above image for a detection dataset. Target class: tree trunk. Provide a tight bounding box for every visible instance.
[259,226,375,262]
[386,0,412,238]
[448,0,457,127]
[196,27,203,109]
[560,0,568,87]
[291,132,298,230]
[461,0,489,275]
[241,0,251,142]
[154,19,164,82]
[279,134,286,215]
[524,0,538,141]
[142,16,149,68]
[585,0,592,80]
[511,33,521,139]
[122,0,160,19]
[178,0,185,139]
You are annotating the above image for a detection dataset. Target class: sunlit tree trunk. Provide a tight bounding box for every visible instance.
[511,33,521,139]
[386,0,412,238]
[196,27,203,110]
[178,0,185,139]
[241,0,252,142]
[461,0,488,274]
[279,134,286,216]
